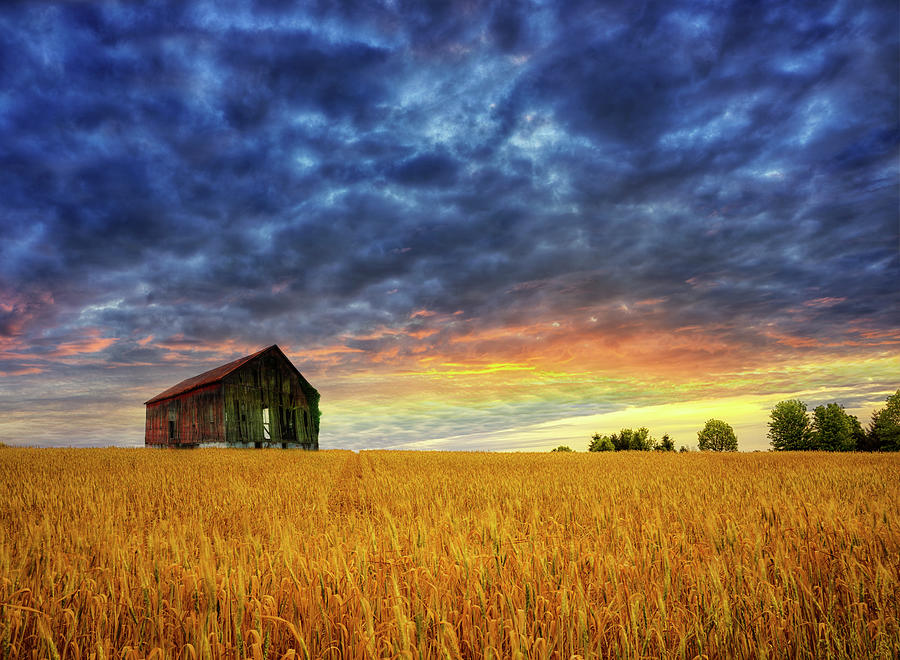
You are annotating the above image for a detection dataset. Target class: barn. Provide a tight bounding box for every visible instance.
[144,345,319,449]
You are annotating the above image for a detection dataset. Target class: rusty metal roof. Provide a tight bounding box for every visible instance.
[144,345,276,405]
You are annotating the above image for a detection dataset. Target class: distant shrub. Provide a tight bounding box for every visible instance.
[615,428,655,451]
[550,445,574,452]
[588,434,615,452]
[698,419,738,452]
[590,428,656,451]
[868,388,900,452]
[656,434,675,451]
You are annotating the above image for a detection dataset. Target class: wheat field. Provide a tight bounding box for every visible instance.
[0,448,897,659]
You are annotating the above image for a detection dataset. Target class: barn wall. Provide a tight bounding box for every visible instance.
[222,351,317,449]
[145,403,167,446]
[144,384,224,447]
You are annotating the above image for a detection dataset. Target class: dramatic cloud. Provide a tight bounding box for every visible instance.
[0,0,897,450]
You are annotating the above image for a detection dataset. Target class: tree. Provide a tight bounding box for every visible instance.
[697,419,738,451]
[678,445,690,453]
[551,445,573,452]
[811,403,856,451]
[588,434,615,452]
[616,427,654,451]
[869,388,900,451]
[591,428,655,451]
[849,415,870,451]
[656,433,675,451]
[768,400,812,451]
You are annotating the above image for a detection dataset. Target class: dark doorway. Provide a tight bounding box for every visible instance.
[282,408,297,442]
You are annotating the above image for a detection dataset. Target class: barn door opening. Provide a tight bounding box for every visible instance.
[262,406,270,441]
[282,408,296,443]
[168,407,176,444]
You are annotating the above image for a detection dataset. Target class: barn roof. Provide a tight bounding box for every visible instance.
[144,345,276,405]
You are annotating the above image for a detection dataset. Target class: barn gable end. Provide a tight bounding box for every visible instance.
[144,345,319,449]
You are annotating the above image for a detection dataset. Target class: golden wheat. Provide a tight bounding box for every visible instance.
[0,448,897,658]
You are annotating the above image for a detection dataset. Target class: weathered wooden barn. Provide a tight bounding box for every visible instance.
[144,345,319,449]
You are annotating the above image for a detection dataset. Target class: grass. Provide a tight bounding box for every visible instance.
[0,448,897,658]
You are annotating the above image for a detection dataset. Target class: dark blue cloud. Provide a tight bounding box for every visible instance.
[0,0,897,446]
[388,152,460,187]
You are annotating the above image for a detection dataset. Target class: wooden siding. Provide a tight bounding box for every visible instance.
[144,345,319,449]
[145,383,224,447]
[222,349,317,449]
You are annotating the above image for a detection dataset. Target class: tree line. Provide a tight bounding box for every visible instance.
[767,388,899,451]
[549,387,899,453]
[579,419,737,453]
[550,419,737,453]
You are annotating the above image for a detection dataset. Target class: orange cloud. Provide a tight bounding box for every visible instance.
[47,329,118,357]
[407,328,439,339]
[634,297,668,306]
[0,367,43,377]
[0,335,32,360]
[854,327,900,341]
[154,334,198,351]
[297,345,366,358]
[773,335,820,348]
[343,326,404,341]
[448,323,546,344]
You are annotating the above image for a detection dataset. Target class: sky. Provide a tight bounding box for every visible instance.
[0,0,898,452]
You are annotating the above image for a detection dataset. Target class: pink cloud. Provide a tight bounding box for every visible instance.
[47,336,118,357]
[803,297,846,308]
[0,367,43,377]
[634,297,668,307]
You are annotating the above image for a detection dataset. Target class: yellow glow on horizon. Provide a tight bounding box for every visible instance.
[400,362,536,377]
[113,336,899,452]
[377,390,885,454]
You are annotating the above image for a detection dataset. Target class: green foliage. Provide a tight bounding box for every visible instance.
[656,433,675,451]
[590,428,656,451]
[588,434,615,452]
[849,415,869,451]
[768,400,813,451]
[590,428,652,451]
[811,403,856,451]
[697,419,738,452]
[617,428,655,451]
[766,390,900,452]
[550,445,574,452]
[868,388,900,451]
[678,445,690,453]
